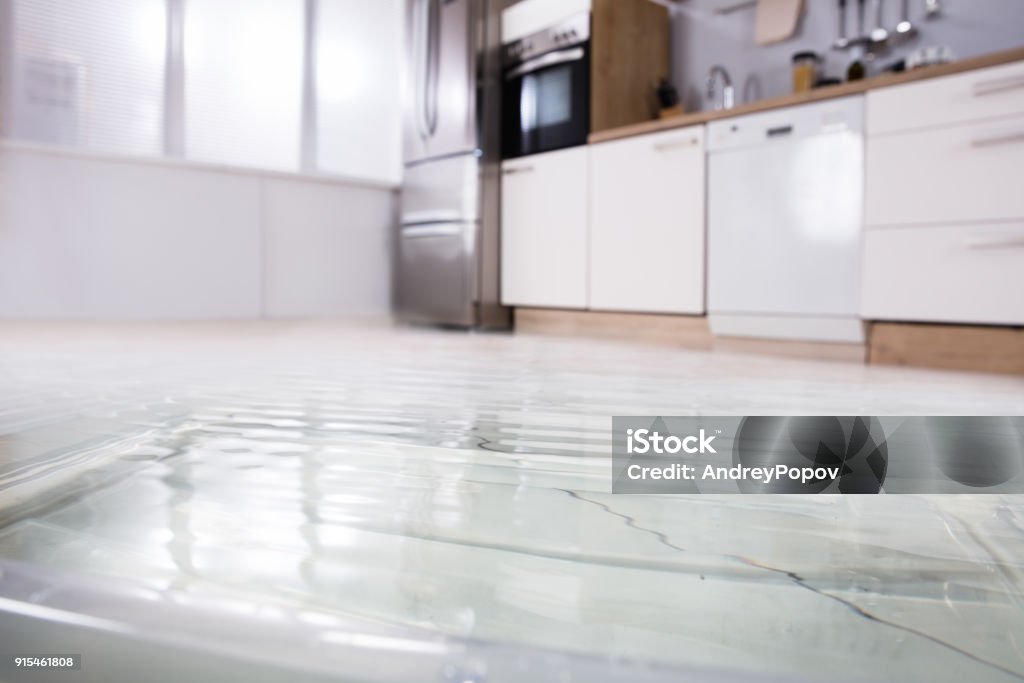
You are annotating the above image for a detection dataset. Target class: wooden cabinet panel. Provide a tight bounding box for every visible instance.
[591,0,669,134]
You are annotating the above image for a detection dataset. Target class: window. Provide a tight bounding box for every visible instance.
[5,0,166,156]
[183,0,304,171]
[1,0,400,181]
[315,0,401,184]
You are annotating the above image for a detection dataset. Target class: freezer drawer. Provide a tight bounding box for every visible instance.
[395,223,475,326]
[865,114,1024,227]
[862,223,1024,325]
[401,153,479,225]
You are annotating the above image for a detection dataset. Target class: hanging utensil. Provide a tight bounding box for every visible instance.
[834,0,850,48]
[869,0,889,44]
[895,0,915,35]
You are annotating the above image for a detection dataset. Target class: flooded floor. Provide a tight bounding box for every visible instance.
[0,322,1023,682]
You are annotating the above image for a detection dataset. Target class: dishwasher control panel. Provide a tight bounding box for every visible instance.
[707,95,865,151]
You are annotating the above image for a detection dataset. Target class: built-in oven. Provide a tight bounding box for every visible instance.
[501,12,590,159]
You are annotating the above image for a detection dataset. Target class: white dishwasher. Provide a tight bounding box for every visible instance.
[707,96,866,343]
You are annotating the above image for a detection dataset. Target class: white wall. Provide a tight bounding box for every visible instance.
[0,145,395,320]
[262,177,394,318]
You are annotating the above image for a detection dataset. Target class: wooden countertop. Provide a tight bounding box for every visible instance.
[588,45,1024,144]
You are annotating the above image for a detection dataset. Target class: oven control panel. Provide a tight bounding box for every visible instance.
[502,12,590,68]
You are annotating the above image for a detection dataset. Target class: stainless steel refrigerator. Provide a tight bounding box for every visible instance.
[397,0,508,329]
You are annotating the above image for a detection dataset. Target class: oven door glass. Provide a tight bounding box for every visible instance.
[502,46,589,159]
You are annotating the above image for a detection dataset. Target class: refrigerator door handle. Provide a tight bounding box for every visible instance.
[414,0,431,141]
[424,0,441,137]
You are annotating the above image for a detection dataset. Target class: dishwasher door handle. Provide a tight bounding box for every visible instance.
[766,125,794,138]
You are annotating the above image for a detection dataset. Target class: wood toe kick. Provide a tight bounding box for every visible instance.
[868,322,1024,376]
[513,309,1024,374]
[513,308,713,350]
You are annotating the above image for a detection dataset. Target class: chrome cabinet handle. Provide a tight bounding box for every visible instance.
[972,74,1024,97]
[502,166,534,175]
[970,131,1024,148]
[965,235,1024,250]
[653,137,700,152]
[414,0,431,141]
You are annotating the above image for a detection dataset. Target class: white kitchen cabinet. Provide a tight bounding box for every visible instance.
[867,60,1024,137]
[501,146,588,309]
[862,223,1024,326]
[589,126,706,314]
[865,113,1024,226]
[863,62,1024,326]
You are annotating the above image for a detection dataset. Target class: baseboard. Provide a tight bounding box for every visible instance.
[514,308,713,350]
[869,322,1024,375]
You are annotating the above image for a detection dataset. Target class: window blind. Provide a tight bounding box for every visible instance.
[5,0,166,156]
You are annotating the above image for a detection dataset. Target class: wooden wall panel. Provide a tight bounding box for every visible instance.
[591,0,670,133]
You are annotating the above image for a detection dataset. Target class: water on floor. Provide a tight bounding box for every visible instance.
[0,323,1022,682]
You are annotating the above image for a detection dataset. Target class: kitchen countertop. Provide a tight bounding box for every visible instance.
[588,45,1024,144]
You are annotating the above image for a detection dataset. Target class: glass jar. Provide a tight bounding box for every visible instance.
[792,51,819,93]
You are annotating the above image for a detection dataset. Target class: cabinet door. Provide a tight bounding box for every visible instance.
[501,147,588,309]
[589,126,706,314]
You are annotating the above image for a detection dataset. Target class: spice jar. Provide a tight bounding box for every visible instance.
[792,51,819,93]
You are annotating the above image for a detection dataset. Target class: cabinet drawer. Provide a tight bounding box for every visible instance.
[865,114,1024,226]
[862,223,1024,325]
[867,60,1024,136]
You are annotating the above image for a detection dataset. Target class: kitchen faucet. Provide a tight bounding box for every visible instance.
[707,65,735,111]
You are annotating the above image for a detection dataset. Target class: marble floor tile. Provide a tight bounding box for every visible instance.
[0,321,1022,682]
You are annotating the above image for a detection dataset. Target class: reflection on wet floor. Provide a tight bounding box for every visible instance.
[1,322,1023,682]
